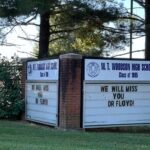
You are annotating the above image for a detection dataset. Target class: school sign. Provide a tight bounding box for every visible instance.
[83,59,150,128]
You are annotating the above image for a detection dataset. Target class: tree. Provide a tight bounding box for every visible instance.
[27,0,129,57]
[47,3,129,57]
[0,0,58,58]
[0,0,139,58]
[0,55,24,119]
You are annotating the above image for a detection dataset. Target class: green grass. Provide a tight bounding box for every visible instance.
[0,121,150,150]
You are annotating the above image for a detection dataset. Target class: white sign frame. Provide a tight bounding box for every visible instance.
[83,82,150,128]
[25,81,58,126]
[83,58,150,128]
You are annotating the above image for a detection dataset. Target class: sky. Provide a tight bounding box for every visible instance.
[110,0,145,59]
[0,0,145,59]
[0,24,38,59]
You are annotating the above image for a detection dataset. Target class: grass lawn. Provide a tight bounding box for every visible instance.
[0,121,150,150]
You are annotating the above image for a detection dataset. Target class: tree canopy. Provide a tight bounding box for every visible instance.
[47,1,129,57]
[0,0,144,58]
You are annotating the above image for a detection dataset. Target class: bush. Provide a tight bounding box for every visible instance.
[0,56,24,119]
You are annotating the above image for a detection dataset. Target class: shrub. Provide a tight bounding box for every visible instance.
[0,56,24,119]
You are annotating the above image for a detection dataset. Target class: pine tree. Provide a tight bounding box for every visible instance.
[47,1,129,57]
[0,0,133,58]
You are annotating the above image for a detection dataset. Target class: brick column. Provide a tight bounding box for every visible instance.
[59,53,82,129]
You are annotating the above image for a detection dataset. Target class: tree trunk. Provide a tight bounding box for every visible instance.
[38,12,50,58]
[145,0,150,59]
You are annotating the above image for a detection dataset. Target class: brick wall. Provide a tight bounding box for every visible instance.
[21,55,83,129]
[59,54,82,129]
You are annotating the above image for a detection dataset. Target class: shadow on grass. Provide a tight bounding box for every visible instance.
[86,126,150,133]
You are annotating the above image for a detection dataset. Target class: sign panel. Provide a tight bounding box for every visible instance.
[85,59,150,81]
[27,59,59,80]
[26,82,58,126]
[83,83,150,128]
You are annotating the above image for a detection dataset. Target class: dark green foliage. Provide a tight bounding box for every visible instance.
[0,0,131,58]
[46,0,130,56]
[0,0,144,58]
[0,0,57,17]
[0,56,24,119]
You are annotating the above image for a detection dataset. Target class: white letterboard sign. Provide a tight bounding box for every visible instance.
[85,59,150,81]
[26,82,58,126]
[27,59,59,80]
[83,83,150,128]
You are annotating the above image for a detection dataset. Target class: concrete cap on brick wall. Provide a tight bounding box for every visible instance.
[60,53,82,59]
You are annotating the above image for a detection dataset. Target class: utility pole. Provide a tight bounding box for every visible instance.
[145,0,150,59]
[130,0,133,59]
